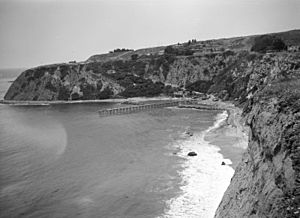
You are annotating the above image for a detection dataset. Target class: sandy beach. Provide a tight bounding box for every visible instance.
[160,101,248,218]
[203,100,248,169]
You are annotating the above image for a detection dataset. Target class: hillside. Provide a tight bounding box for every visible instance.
[87,29,300,63]
[4,30,300,102]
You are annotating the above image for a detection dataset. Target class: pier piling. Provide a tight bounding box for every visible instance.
[98,100,224,116]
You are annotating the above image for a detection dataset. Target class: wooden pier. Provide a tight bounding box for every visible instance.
[98,101,180,116]
[98,100,224,116]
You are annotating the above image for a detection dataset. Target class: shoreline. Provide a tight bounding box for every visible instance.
[2,94,248,166]
[203,101,248,169]
[175,98,248,168]
[0,97,179,106]
[161,108,237,218]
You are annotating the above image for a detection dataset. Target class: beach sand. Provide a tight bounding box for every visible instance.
[204,100,248,169]
[160,103,248,218]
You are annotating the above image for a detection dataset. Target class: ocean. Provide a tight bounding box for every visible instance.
[0,69,236,218]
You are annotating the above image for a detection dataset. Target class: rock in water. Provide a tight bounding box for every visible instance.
[187,151,197,156]
[185,131,193,136]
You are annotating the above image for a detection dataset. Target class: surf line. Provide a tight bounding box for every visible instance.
[160,110,234,218]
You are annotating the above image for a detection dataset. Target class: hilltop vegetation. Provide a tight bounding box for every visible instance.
[109,48,134,53]
[251,35,287,53]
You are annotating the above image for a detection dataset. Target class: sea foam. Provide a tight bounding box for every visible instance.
[160,110,234,218]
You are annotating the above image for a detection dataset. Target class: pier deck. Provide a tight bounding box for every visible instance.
[98,100,224,116]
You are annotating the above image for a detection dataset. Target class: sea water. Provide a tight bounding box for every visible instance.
[0,70,234,218]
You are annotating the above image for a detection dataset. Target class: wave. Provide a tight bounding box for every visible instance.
[159,110,234,218]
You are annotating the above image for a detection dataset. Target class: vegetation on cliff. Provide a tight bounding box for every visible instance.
[5,30,300,102]
[251,35,287,53]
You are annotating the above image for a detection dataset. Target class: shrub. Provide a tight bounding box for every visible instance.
[58,86,70,100]
[71,93,80,100]
[27,76,35,82]
[45,81,57,92]
[185,80,213,93]
[24,69,33,77]
[251,35,287,53]
[97,87,113,99]
[110,48,134,53]
[85,62,110,74]
[80,83,97,100]
[32,70,44,79]
[163,85,177,96]
[182,49,194,56]
[258,79,300,112]
[246,53,260,62]
[21,83,26,89]
[164,46,194,56]
[164,46,177,54]
[132,61,147,76]
[96,80,103,91]
[120,80,164,97]
[223,50,235,57]
[59,66,70,79]
[131,54,139,60]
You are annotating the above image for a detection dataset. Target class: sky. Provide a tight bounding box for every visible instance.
[0,0,299,68]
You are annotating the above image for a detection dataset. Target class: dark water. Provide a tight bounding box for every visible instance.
[0,102,218,218]
[0,71,233,218]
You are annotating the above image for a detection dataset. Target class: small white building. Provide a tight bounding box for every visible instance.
[288,45,300,52]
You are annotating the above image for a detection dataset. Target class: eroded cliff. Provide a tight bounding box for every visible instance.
[214,47,300,217]
[216,83,300,217]
[5,30,299,101]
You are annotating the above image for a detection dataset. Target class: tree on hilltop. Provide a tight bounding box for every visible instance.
[251,35,287,53]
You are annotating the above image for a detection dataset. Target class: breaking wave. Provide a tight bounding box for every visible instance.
[160,110,234,218]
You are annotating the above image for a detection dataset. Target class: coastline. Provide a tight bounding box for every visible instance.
[0,97,178,106]
[1,93,249,217]
[160,107,241,218]
[1,96,248,163]
[202,100,248,169]
[1,96,249,165]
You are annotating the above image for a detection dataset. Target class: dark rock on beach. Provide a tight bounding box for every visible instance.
[187,151,197,157]
[186,131,193,137]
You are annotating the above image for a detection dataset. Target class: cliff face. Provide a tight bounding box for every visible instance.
[3,51,242,100]
[4,30,300,102]
[216,99,300,217]
[215,57,300,217]
[4,63,124,101]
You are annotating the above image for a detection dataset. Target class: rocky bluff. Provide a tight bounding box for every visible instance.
[5,30,299,102]
[4,30,300,217]
[215,55,300,217]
